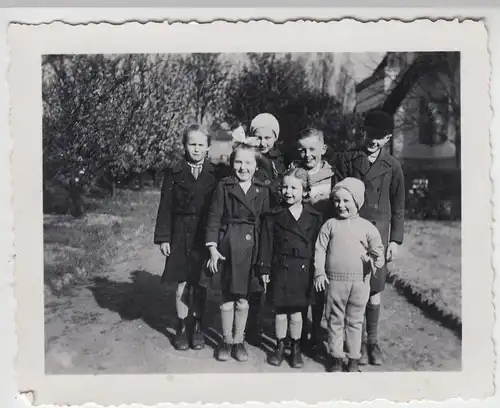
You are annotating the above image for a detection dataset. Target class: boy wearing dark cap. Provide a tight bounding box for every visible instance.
[334,109,405,366]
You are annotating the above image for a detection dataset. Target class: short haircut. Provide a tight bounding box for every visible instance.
[182,123,212,147]
[282,166,311,199]
[229,142,262,168]
[296,127,325,144]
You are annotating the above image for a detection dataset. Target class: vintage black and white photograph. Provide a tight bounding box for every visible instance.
[41,50,462,374]
[9,20,492,405]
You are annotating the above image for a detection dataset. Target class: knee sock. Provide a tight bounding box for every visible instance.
[275,314,287,340]
[233,298,249,344]
[289,312,303,341]
[176,282,189,320]
[366,303,380,345]
[220,302,234,344]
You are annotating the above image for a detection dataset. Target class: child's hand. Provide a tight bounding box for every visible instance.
[261,274,270,292]
[207,246,226,274]
[386,242,399,262]
[314,275,328,292]
[360,252,371,263]
[160,242,171,257]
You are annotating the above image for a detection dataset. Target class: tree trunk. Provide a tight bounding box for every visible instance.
[68,180,85,218]
[137,172,145,191]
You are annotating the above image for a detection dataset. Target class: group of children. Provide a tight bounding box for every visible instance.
[153,110,405,372]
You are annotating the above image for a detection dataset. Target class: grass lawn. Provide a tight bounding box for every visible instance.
[388,220,461,321]
[44,189,159,296]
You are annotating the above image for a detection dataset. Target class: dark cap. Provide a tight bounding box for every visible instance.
[363,109,394,139]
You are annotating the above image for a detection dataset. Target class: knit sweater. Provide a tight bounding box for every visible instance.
[314,215,385,281]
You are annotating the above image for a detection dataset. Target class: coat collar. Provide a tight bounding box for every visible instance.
[275,204,318,243]
[363,148,392,181]
[224,176,266,214]
[265,146,282,160]
[351,148,392,181]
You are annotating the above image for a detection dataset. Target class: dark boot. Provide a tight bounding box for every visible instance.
[359,342,368,365]
[290,339,304,369]
[190,317,205,350]
[368,343,383,366]
[217,341,232,362]
[173,318,189,351]
[268,339,286,366]
[232,343,249,362]
[347,359,360,372]
[327,356,343,372]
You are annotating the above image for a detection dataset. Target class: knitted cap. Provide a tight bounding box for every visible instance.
[363,109,394,139]
[332,177,366,209]
[250,113,280,139]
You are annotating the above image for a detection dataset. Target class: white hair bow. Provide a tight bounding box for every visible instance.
[231,125,260,147]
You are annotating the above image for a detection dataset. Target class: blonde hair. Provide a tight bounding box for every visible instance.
[282,167,311,200]
[296,127,325,144]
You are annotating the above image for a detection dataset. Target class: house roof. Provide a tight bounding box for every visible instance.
[355,52,457,116]
[355,55,387,94]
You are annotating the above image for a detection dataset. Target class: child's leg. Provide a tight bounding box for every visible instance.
[366,292,381,346]
[289,311,304,368]
[326,282,350,360]
[345,279,371,361]
[275,312,288,340]
[268,310,287,366]
[289,312,303,341]
[233,297,250,344]
[192,285,207,319]
[176,281,190,319]
[220,300,235,345]
[190,285,207,350]
[173,281,190,350]
[233,297,250,362]
[311,289,326,348]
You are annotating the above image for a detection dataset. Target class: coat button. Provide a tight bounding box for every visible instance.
[245,234,252,241]
[301,265,305,269]
[265,180,271,185]
[374,204,379,209]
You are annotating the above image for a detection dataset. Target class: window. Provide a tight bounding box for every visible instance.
[419,97,449,145]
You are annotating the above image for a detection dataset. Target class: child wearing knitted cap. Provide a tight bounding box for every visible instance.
[250,113,286,204]
[314,177,385,372]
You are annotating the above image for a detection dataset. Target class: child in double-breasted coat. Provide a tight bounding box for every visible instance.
[154,124,219,352]
[335,109,405,366]
[245,113,287,344]
[204,143,270,363]
[257,167,323,369]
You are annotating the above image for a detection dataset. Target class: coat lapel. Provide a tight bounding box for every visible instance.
[171,161,192,191]
[363,149,392,182]
[276,207,311,243]
[227,177,257,216]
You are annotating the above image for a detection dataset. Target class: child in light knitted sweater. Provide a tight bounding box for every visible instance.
[314,177,385,372]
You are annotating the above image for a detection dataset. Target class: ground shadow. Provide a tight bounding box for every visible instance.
[89,270,224,351]
[89,270,287,354]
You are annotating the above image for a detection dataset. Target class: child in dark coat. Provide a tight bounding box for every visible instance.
[335,109,405,366]
[204,143,270,362]
[153,124,218,351]
[257,167,323,368]
[245,113,287,345]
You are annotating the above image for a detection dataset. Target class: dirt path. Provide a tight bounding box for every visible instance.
[45,246,461,374]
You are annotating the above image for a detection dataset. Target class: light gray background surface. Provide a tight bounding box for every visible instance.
[1,5,499,408]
